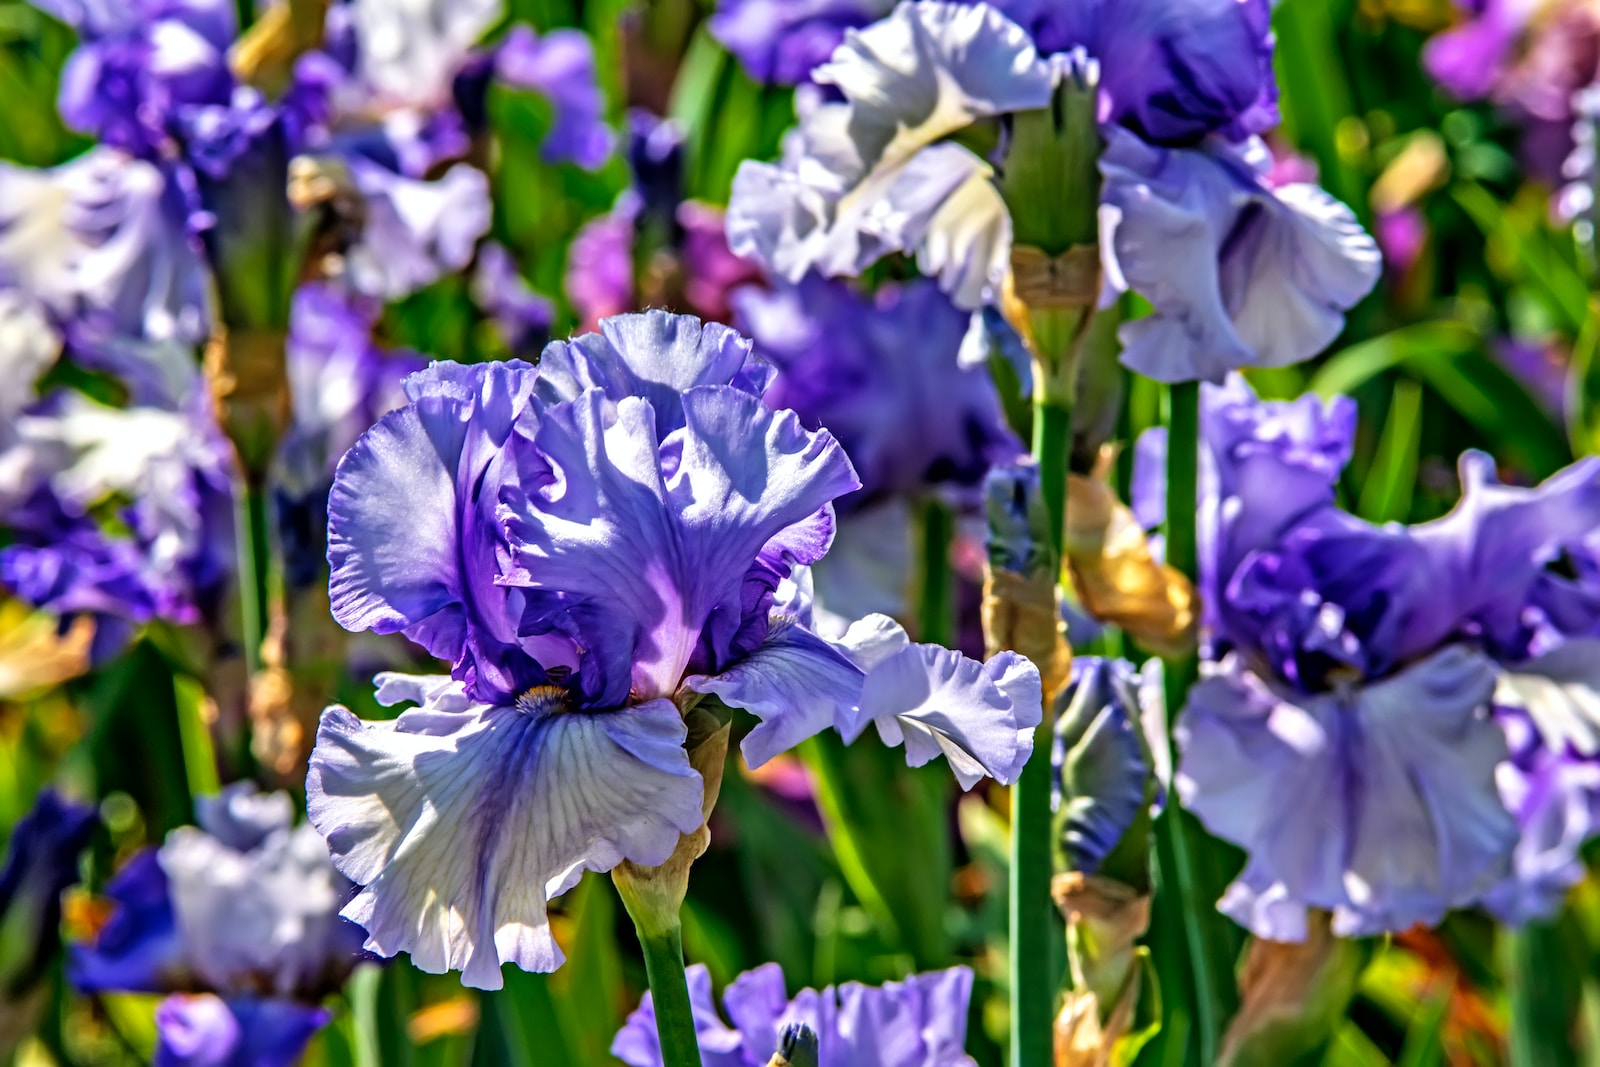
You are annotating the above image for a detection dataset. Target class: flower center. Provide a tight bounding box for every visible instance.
[515,685,570,716]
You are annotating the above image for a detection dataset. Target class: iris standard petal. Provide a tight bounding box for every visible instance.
[503,386,858,705]
[535,311,767,432]
[1177,648,1515,940]
[725,2,1049,308]
[1005,0,1277,145]
[306,681,704,988]
[813,1,1052,164]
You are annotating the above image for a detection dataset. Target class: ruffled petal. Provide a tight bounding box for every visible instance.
[535,310,766,433]
[1177,649,1515,940]
[503,384,858,705]
[1101,131,1380,383]
[1412,452,1600,660]
[833,966,978,1066]
[326,358,558,702]
[837,614,1042,788]
[687,619,866,767]
[306,679,704,988]
[813,1,1052,164]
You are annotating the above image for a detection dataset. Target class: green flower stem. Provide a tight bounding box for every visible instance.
[236,478,273,677]
[918,498,955,647]
[634,923,702,1067]
[1010,720,1056,1067]
[1154,380,1234,1066]
[1507,918,1582,1067]
[1010,352,1075,1067]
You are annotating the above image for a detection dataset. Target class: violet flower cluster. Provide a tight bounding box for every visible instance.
[613,962,978,1066]
[724,0,1383,383]
[71,784,367,1067]
[0,0,607,649]
[1135,375,1600,939]
[307,311,1043,988]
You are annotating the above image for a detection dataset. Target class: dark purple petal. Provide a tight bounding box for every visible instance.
[1003,0,1277,145]
[709,0,893,85]
[154,995,330,1067]
[70,849,184,994]
[0,790,97,991]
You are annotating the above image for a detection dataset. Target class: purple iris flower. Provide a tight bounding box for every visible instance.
[307,312,1041,988]
[710,0,897,86]
[725,1,1378,382]
[742,276,1022,506]
[304,0,612,175]
[0,393,236,661]
[734,275,1023,630]
[612,962,978,1066]
[1139,376,1600,938]
[1000,0,1277,146]
[1098,129,1380,383]
[0,147,211,349]
[32,0,237,160]
[71,785,366,1067]
[0,791,98,998]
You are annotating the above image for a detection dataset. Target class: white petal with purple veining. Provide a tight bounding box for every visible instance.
[306,677,703,988]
